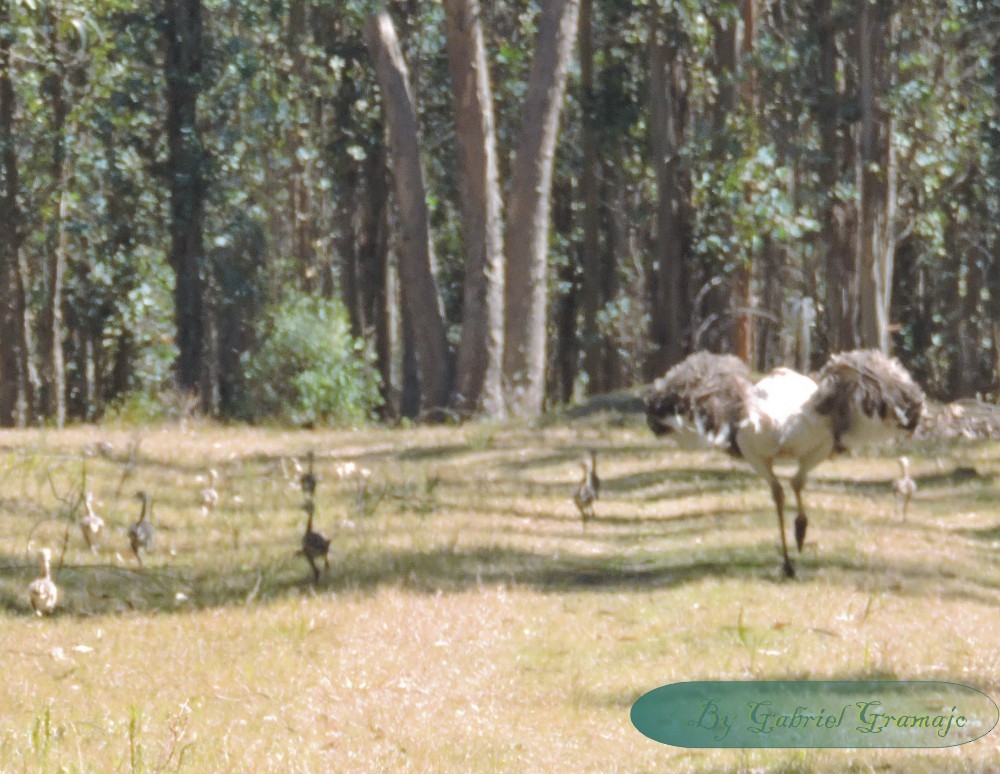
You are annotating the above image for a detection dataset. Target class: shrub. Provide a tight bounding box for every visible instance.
[243,296,382,426]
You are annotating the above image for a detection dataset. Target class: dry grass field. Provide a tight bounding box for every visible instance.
[0,411,997,772]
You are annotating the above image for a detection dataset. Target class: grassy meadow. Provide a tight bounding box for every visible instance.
[0,411,997,772]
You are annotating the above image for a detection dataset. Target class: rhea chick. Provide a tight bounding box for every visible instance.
[28,547,58,616]
[894,456,917,520]
[301,499,330,582]
[79,491,105,552]
[573,452,599,527]
[200,468,220,516]
[128,491,155,567]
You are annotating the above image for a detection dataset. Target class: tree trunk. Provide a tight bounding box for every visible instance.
[735,0,758,366]
[857,0,895,353]
[365,9,453,414]
[502,0,580,417]
[45,170,68,427]
[0,0,32,425]
[815,0,856,353]
[42,5,67,426]
[577,0,605,394]
[991,32,1000,393]
[443,0,506,417]
[165,0,209,409]
[647,6,689,377]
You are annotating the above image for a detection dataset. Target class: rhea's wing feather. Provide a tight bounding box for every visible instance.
[645,352,754,456]
[809,350,925,449]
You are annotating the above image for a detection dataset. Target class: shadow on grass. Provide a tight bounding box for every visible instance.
[0,433,997,621]
[3,523,997,619]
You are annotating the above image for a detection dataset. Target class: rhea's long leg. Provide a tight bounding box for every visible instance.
[768,476,795,578]
[744,450,796,578]
[791,442,831,553]
[792,480,808,552]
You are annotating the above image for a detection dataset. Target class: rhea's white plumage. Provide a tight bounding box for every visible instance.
[28,548,58,616]
[741,368,829,460]
[647,349,925,577]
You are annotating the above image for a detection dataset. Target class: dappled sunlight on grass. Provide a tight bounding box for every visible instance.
[0,419,996,769]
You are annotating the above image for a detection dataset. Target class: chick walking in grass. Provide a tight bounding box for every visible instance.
[28,547,58,616]
[894,456,917,521]
[129,491,155,567]
[200,468,220,517]
[301,499,330,583]
[79,491,105,553]
[573,452,599,528]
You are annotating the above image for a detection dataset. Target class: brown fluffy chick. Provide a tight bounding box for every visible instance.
[301,499,330,582]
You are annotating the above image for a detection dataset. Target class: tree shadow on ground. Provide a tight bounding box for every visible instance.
[3,522,997,619]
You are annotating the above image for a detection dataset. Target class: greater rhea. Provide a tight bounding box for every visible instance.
[79,491,105,552]
[894,456,917,520]
[573,452,599,527]
[28,548,58,616]
[646,350,925,577]
[128,491,155,567]
[301,499,331,582]
[200,468,220,516]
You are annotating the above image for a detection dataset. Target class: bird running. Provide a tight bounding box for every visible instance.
[28,547,58,616]
[646,349,925,577]
[128,491,155,567]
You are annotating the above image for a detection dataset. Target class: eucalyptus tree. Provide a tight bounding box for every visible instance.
[500,0,581,418]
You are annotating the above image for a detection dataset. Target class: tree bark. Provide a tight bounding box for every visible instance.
[857,0,895,353]
[578,0,604,394]
[991,28,1000,393]
[502,0,580,417]
[164,0,209,408]
[647,5,689,377]
[443,0,506,417]
[0,0,33,425]
[815,0,856,352]
[735,0,757,366]
[365,9,453,414]
[42,4,67,427]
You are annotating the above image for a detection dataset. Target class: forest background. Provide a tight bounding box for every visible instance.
[0,0,996,428]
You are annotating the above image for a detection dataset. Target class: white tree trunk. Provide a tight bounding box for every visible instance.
[365,9,453,412]
[502,0,581,417]
[443,0,506,418]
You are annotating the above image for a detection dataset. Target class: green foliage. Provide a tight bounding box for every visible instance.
[0,0,996,426]
[243,296,382,426]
